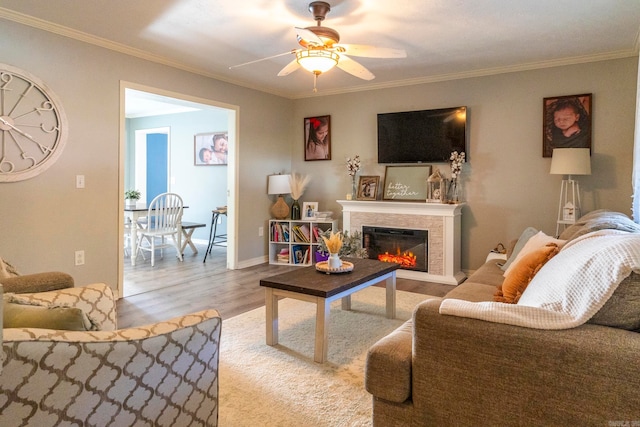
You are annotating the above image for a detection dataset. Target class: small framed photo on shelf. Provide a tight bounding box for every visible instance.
[357,176,380,200]
[302,202,318,219]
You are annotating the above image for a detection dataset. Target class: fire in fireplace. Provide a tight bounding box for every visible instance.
[362,226,428,272]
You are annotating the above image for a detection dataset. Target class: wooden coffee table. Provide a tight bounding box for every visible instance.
[259,257,400,363]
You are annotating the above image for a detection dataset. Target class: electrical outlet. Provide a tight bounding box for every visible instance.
[217,215,222,224]
[75,250,85,266]
[76,175,85,188]
[258,226,264,237]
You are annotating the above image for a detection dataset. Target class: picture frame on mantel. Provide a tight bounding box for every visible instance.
[357,176,379,201]
[382,165,431,201]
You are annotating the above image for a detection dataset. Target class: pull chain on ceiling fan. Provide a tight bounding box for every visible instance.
[229,1,407,92]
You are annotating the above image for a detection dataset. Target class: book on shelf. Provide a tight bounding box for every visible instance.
[276,248,290,263]
[292,224,311,243]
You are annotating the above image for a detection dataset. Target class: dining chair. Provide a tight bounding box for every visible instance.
[136,192,184,266]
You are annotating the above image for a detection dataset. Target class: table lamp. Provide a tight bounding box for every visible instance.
[268,174,291,219]
[550,148,591,234]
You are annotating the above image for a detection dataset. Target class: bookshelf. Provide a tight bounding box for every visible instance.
[268,219,337,266]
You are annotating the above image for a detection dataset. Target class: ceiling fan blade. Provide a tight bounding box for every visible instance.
[295,27,324,46]
[334,44,406,59]
[229,51,296,69]
[277,58,301,76]
[336,55,375,81]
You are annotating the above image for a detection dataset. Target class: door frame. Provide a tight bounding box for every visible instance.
[118,81,239,298]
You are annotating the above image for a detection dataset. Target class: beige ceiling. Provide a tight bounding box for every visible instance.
[1,0,639,99]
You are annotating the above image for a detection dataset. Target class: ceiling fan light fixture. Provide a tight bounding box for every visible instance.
[296,49,339,74]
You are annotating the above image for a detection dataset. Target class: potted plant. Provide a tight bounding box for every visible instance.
[316,229,368,263]
[125,189,141,207]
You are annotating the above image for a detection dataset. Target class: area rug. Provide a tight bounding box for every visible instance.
[218,287,435,426]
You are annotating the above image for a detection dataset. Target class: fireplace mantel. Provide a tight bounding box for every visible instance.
[338,200,465,285]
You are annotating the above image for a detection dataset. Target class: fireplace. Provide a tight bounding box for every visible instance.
[339,200,465,285]
[362,226,428,272]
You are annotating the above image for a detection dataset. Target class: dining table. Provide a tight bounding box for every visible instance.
[124,203,189,266]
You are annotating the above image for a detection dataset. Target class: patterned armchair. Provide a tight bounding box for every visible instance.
[0,282,221,426]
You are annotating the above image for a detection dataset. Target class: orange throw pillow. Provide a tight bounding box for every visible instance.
[494,243,560,303]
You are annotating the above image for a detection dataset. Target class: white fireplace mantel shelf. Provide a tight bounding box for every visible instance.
[338,200,466,285]
[337,200,464,216]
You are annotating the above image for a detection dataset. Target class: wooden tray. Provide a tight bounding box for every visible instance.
[315,260,354,274]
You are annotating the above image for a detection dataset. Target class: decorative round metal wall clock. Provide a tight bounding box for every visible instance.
[0,63,68,182]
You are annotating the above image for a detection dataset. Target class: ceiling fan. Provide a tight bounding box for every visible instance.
[230,1,407,92]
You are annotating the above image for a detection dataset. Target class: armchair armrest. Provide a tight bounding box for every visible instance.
[1,271,74,294]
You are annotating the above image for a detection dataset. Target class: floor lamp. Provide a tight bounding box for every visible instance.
[268,174,291,220]
[550,148,591,236]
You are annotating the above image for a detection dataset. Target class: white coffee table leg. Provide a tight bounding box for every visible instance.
[265,288,279,345]
[386,272,397,319]
[315,297,330,363]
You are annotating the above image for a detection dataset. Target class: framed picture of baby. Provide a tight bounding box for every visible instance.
[195,132,228,165]
[542,93,592,158]
[304,115,331,161]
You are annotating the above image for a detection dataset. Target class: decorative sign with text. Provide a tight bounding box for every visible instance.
[382,165,431,201]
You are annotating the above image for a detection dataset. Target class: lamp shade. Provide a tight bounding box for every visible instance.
[550,148,591,175]
[296,50,339,74]
[268,174,291,195]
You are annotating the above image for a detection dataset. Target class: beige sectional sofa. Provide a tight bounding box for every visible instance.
[365,210,640,426]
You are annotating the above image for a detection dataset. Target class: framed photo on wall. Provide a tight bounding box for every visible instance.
[304,115,331,161]
[302,202,318,219]
[195,132,228,165]
[357,176,380,200]
[542,93,592,158]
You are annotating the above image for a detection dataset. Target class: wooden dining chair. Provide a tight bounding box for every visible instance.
[136,193,184,266]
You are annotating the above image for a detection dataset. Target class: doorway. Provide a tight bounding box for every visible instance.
[118,82,239,298]
[134,128,170,204]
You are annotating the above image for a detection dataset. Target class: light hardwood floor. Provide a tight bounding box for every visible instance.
[118,241,452,328]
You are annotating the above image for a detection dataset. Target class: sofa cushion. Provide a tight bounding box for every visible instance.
[559,210,640,242]
[500,227,538,272]
[3,294,98,331]
[503,231,565,277]
[588,272,640,330]
[494,243,560,303]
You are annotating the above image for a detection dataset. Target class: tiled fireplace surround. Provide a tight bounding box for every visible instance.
[338,200,465,285]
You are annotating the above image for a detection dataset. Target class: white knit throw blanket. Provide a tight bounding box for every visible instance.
[440,230,640,329]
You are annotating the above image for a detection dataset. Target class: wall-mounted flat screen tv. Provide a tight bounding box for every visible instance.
[377,106,467,163]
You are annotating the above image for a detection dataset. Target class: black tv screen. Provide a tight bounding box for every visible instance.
[377,106,467,163]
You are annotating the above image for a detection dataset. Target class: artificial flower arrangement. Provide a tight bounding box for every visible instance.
[346,155,361,177]
[450,151,465,180]
[289,172,311,200]
[448,151,466,203]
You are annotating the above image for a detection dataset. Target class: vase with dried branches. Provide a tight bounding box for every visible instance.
[289,172,310,220]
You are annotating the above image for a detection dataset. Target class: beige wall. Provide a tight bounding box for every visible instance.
[0,18,637,289]
[293,58,638,269]
[0,20,292,289]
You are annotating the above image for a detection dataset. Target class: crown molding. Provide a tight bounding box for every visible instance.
[0,7,292,99]
[2,7,638,101]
